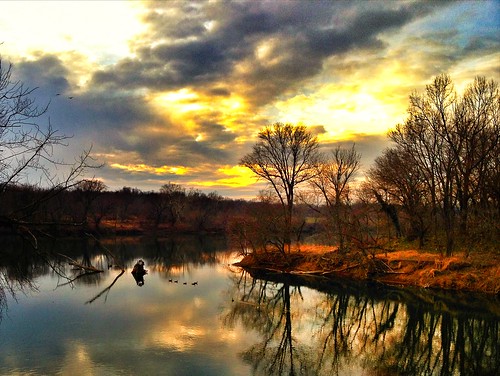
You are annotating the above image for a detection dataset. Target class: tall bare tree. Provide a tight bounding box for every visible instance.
[450,77,499,233]
[241,122,321,253]
[74,179,108,227]
[159,182,186,226]
[310,144,361,252]
[386,74,499,255]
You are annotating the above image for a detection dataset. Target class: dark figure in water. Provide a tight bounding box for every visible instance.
[132,259,147,286]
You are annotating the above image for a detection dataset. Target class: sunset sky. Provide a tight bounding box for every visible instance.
[1,0,498,198]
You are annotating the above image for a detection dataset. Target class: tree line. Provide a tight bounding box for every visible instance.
[240,74,498,257]
[366,75,498,256]
[1,54,498,256]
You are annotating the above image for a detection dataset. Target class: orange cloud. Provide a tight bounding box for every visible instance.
[110,163,190,176]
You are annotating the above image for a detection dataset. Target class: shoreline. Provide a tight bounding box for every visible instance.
[235,247,500,295]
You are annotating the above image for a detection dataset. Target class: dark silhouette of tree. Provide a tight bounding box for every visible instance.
[74,179,108,228]
[241,123,321,254]
[449,77,499,242]
[380,74,498,255]
[0,57,97,240]
[366,147,428,246]
[159,182,186,226]
[310,144,361,253]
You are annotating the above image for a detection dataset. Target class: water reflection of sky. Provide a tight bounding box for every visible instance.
[1,259,258,375]
[1,237,499,375]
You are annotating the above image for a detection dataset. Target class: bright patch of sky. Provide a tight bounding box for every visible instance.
[0,1,144,64]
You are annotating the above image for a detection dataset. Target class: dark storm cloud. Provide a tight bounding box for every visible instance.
[10,53,234,170]
[304,6,418,59]
[197,120,237,143]
[91,0,450,106]
[14,55,70,101]
[207,87,231,97]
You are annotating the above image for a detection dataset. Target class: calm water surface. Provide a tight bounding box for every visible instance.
[0,236,498,375]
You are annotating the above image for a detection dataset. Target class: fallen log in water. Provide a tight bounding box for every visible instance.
[55,252,104,273]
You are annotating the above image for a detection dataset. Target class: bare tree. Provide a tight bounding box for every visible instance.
[0,57,97,239]
[450,77,499,234]
[74,179,108,228]
[241,122,321,253]
[387,74,499,255]
[159,182,186,226]
[310,144,361,252]
[366,147,428,246]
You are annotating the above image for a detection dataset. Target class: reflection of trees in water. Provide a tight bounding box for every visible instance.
[0,237,109,313]
[1,237,48,322]
[147,236,226,277]
[94,235,227,276]
[314,291,400,375]
[224,272,311,375]
[225,270,499,375]
[1,235,230,315]
[376,305,499,375]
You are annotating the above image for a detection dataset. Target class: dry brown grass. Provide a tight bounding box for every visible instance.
[295,244,336,254]
[237,246,500,294]
[376,249,499,294]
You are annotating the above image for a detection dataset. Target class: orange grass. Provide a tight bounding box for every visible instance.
[237,246,500,294]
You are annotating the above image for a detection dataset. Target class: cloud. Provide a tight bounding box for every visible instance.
[319,133,391,172]
[3,0,498,197]
[91,1,448,108]
[13,55,70,99]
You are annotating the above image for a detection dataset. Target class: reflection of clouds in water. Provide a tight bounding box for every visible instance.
[101,266,258,360]
[60,340,114,376]
[145,322,207,352]
[141,291,245,353]
[146,252,239,280]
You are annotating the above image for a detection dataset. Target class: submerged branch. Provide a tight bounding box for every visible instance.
[85,269,125,304]
[56,269,102,288]
[54,252,104,273]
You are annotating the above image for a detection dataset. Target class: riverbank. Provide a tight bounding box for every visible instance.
[235,245,500,295]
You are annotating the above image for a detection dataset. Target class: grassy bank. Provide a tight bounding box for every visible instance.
[235,245,500,295]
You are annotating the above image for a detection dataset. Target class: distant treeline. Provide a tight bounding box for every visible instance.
[0,182,249,234]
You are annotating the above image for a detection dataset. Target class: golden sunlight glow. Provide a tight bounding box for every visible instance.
[110,163,190,175]
[273,76,408,140]
[154,88,206,114]
[59,342,95,375]
[157,88,198,102]
[222,97,243,110]
[151,88,250,136]
[151,89,206,136]
[191,165,258,188]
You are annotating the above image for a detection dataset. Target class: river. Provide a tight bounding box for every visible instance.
[0,235,498,375]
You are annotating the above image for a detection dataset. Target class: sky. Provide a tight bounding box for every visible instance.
[1,0,498,199]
